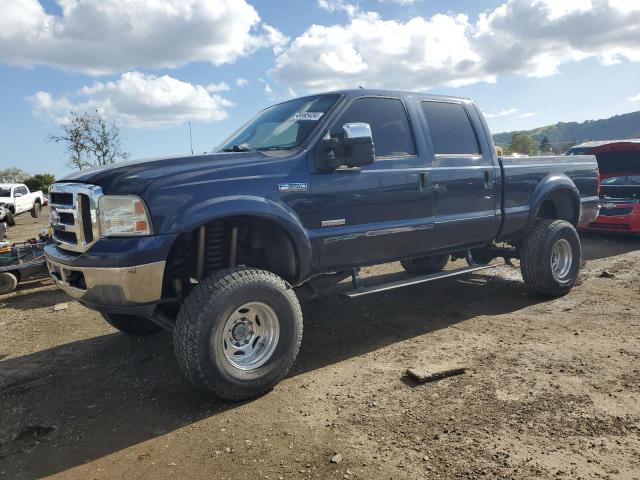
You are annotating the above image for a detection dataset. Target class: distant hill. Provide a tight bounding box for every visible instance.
[493,110,640,147]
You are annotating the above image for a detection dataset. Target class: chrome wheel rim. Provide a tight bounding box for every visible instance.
[220,302,279,371]
[551,239,573,281]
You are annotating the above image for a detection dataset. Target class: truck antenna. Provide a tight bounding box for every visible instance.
[188,121,194,155]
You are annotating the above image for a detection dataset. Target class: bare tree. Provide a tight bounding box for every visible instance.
[89,113,129,166]
[49,110,129,170]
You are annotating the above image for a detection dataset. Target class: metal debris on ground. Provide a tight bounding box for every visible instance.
[406,366,466,384]
[599,270,615,278]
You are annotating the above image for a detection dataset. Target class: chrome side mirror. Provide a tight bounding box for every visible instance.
[340,122,375,168]
[343,122,372,140]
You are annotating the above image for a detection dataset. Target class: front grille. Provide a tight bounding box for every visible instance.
[49,192,73,205]
[599,207,634,216]
[49,183,102,253]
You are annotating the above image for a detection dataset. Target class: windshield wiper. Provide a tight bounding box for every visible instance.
[223,144,253,152]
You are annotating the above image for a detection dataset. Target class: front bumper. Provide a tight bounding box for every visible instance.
[46,256,166,310]
[579,205,640,234]
[44,235,176,313]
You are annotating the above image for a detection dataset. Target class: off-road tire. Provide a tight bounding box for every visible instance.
[174,267,303,401]
[30,201,41,218]
[4,210,15,227]
[401,254,450,274]
[101,312,163,335]
[0,272,19,294]
[520,219,581,297]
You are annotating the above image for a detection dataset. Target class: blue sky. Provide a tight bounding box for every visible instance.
[0,0,639,177]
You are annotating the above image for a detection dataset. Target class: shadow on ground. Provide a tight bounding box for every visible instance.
[0,233,635,479]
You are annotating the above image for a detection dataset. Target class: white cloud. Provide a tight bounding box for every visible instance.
[519,112,537,118]
[236,78,249,87]
[380,0,416,4]
[264,84,274,96]
[0,0,287,75]
[629,93,640,102]
[485,108,518,118]
[29,72,233,128]
[317,0,359,16]
[274,0,640,92]
[205,82,230,93]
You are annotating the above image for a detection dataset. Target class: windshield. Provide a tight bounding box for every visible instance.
[217,94,339,152]
[565,147,592,155]
[0,187,11,197]
[601,175,640,186]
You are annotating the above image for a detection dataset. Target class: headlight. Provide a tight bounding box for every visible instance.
[98,195,152,237]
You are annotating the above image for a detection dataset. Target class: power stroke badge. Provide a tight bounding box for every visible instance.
[278,183,308,193]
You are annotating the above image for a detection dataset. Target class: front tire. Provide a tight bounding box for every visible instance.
[0,272,19,294]
[174,267,303,401]
[401,254,450,274]
[30,202,41,218]
[520,219,581,297]
[101,312,163,335]
[4,210,15,227]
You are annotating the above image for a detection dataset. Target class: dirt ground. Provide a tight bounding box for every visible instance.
[1,208,639,480]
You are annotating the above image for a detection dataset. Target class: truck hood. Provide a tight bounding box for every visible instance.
[60,151,283,195]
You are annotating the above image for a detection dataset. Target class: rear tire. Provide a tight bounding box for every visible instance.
[30,202,41,218]
[0,272,19,294]
[101,312,163,335]
[520,219,581,297]
[174,267,303,401]
[401,254,450,274]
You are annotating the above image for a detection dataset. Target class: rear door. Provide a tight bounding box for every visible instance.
[420,101,500,249]
[307,96,436,270]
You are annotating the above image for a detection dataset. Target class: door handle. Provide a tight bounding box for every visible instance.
[484,170,493,190]
[419,171,430,192]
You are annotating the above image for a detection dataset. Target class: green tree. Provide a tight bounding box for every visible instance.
[540,136,551,152]
[510,133,538,155]
[49,110,129,170]
[0,167,29,183]
[24,173,56,193]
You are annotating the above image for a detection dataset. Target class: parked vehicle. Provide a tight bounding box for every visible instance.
[0,183,44,218]
[567,139,640,234]
[45,90,599,400]
[0,231,49,294]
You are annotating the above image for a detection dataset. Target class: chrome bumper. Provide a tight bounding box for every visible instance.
[46,257,166,308]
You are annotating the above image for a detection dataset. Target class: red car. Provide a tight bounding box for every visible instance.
[567,139,640,234]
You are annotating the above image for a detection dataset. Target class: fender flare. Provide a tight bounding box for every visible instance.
[526,174,581,231]
[163,195,312,282]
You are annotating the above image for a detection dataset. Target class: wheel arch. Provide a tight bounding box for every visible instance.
[161,199,312,301]
[527,175,581,230]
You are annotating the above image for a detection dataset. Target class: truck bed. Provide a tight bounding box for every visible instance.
[498,154,599,241]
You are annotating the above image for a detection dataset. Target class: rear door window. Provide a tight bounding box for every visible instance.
[338,97,416,157]
[421,101,480,155]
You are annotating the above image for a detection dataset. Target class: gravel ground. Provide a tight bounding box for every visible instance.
[1,209,639,480]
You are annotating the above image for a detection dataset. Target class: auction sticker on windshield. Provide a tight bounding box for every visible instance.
[292,112,324,121]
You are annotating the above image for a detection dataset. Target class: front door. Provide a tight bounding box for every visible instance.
[307,96,435,271]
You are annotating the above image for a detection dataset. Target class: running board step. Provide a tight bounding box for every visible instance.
[343,265,494,298]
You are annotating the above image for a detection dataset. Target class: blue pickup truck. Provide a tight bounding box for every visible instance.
[45,89,599,400]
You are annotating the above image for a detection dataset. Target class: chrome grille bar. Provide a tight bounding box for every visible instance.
[49,183,103,253]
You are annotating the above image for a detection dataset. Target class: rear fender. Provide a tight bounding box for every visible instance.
[527,175,581,230]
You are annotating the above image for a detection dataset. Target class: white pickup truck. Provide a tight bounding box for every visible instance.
[0,184,44,223]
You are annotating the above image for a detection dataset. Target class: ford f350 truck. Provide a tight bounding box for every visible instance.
[45,90,599,400]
